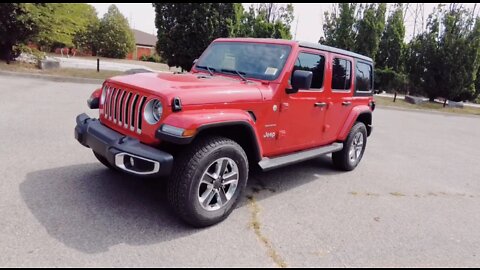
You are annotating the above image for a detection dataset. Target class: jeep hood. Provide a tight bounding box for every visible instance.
[107,72,263,106]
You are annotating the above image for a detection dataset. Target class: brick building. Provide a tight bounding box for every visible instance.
[126,29,157,60]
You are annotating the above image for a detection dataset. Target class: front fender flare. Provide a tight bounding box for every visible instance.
[156,109,262,158]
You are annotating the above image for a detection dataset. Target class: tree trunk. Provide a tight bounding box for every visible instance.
[6,48,11,65]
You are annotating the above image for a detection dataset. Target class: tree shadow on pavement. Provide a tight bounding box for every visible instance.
[20,155,344,254]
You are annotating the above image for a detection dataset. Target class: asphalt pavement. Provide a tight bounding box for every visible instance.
[0,75,479,267]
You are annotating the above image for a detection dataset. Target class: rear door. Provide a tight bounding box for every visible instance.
[323,53,355,143]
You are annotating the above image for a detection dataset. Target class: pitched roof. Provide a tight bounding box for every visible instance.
[132,29,157,47]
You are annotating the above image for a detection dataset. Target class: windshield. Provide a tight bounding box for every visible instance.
[195,42,292,81]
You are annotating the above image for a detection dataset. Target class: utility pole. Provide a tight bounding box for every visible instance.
[294,15,299,40]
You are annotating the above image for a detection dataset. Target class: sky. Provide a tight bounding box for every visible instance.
[89,3,479,43]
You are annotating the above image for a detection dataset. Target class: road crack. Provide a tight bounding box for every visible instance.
[247,194,287,268]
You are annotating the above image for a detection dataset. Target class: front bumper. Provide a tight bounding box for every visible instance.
[74,113,173,177]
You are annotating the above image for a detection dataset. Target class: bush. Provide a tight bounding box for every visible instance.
[140,54,162,63]
[374,68,408,94]
[12,43,46,63]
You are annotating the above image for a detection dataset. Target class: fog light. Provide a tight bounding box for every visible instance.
[130,156,135,166]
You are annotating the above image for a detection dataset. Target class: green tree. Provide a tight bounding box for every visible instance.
[406,5,480,101]
[319,4,357,51]
[377,4,406,71]
[30,4,98,51]
[73,21,100,55]
[95,5,135,59]
[475,64,480,101]
[405,11,440,99]
[154,3,235,71]
[354,3,386,60]
[228,3,294,39]
[0,3,39,62]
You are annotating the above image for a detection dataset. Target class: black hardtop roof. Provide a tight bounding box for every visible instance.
[298,41,373,63]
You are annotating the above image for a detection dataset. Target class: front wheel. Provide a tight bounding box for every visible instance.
[167,136,249,227]
[332,122,367,171]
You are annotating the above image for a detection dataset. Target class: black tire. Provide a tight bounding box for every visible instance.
[332,122,367,171]
[93,151,116,170]
[167,136,249,227]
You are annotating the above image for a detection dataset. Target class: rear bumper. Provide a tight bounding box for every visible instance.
[74,113,173,177]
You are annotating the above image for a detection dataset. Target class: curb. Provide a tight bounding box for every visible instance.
[0,70,104,85]
[377,105,480,118]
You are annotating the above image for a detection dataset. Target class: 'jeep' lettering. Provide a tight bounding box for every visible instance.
[264,132,276,139]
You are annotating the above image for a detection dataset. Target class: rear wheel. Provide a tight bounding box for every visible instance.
[332,122,367,171]
[167,136,248,227]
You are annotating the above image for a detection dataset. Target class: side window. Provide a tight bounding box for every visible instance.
[292,52,325,89]
[331,58,352,91]
[355,61,373,92]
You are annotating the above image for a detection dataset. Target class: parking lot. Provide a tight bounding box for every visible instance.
[1,75,479,267]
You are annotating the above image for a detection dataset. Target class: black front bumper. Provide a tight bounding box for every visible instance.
[74,113,173,177]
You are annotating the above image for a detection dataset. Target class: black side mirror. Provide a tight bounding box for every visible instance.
[287,70,313,94]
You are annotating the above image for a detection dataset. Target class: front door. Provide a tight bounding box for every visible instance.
[274,49,328,155]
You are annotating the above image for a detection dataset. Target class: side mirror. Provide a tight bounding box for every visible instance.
[287,70,313,94]
[193,58,198,65]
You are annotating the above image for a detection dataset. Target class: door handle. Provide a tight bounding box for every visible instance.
[342,101,352,106]
[314,102,327,108]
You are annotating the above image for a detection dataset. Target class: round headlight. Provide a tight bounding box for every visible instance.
[100,86,107,104]
[144,99,163,124]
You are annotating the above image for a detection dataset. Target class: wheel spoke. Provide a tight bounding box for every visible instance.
[216,159,229,178]
[222,171,238,181]
[217,188,228,205]
[200,187,215,208]
[349,148,355,160]
[222,179,238,187]
[202,172,216,184]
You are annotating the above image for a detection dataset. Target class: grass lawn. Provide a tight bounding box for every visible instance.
[0,61,124,80]
[375,95,480,116]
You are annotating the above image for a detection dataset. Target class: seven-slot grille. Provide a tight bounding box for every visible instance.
[102,85,148,134]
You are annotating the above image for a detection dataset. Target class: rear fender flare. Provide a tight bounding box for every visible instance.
[337,105,372,141]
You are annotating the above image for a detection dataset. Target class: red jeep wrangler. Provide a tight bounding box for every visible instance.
[75,38,375,227]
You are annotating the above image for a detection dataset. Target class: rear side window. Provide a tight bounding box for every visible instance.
[331,58,352,90]
[292,52,325,89]
[356,61,373,92]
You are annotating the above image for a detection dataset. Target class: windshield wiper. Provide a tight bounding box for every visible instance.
[196,65,215,76]
[220,68,248,82]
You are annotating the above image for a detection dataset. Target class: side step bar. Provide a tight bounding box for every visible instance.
[258,142,343,171]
